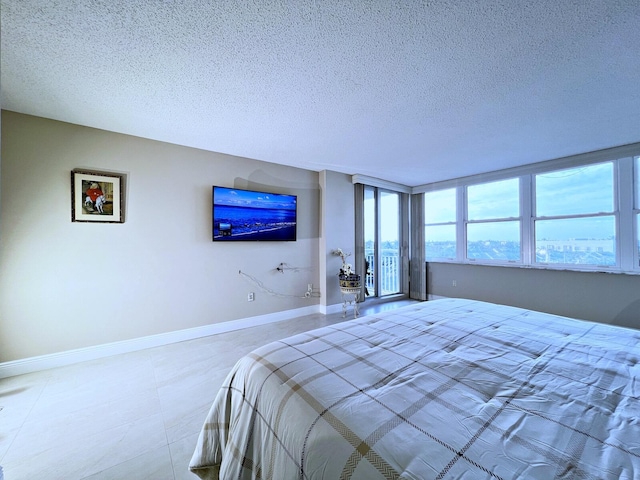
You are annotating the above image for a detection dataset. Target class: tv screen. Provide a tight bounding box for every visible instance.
[212,186,297,241]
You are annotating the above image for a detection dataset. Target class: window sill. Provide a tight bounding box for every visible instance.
[426,259,640,276]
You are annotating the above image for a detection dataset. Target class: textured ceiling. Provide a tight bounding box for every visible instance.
[1,0,639,186]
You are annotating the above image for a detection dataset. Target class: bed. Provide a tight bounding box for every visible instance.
[189,298,640,479]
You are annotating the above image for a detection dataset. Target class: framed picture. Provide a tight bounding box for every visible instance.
[71,170,125,223]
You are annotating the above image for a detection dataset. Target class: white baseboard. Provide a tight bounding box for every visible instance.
[321,303,345,315]
[428,294,448,301]
[0,305,320,379]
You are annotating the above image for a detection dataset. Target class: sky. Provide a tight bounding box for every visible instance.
[213,186,297,210]
[425,161,619,241]
[364,190,399,243]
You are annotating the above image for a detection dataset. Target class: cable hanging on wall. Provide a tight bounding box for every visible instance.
[275,262,310,273]
[238,270,320,298]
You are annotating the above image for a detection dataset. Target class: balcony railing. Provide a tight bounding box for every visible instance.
[365,252,400,297]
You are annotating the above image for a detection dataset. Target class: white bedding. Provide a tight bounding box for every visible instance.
[190,298,640,479]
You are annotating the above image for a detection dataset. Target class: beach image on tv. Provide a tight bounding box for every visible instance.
[212,187,297,241]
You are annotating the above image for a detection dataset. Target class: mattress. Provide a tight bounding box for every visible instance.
[190,298,640,479]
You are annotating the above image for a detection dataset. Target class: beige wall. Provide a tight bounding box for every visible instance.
[428,262,640,330]
[320,170,356,308]
[4,111,637,364]
[0,111,329,362]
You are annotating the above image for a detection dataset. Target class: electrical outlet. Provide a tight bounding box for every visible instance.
[248,292,255,302]
[452,280,457,287]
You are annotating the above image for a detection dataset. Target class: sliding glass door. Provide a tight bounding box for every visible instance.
[364,186,401,298]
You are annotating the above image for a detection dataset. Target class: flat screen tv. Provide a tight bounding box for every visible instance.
[212,186,297,241]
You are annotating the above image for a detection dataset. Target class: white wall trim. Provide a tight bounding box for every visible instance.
[427,294,449,301]
[0,305,320,379]
[325,303,346,315]
[412,142,640,193]
[351,174,412,194]
[317,302,352,316]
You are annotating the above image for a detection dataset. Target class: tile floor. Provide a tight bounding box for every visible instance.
[0,299,417,479]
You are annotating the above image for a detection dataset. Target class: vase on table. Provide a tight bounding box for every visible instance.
[339,273,361,290]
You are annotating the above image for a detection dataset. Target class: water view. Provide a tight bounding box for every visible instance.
[212,187,296,241]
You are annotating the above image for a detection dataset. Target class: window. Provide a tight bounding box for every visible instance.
[364,187,402,297]
[534,162,615,267]
[466,178,520,262]
[424,188,456,259]
[418,148,640,274]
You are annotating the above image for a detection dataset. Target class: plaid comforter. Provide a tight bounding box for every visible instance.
[190,298,640,479]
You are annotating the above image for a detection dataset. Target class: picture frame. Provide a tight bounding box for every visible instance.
[71,170,125,223]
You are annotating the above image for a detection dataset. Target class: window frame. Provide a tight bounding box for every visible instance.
[362,184,406,298]
[464,178,522,264]
[532,160,618,271]
[418,145,640,275]
[424,187,457,261]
